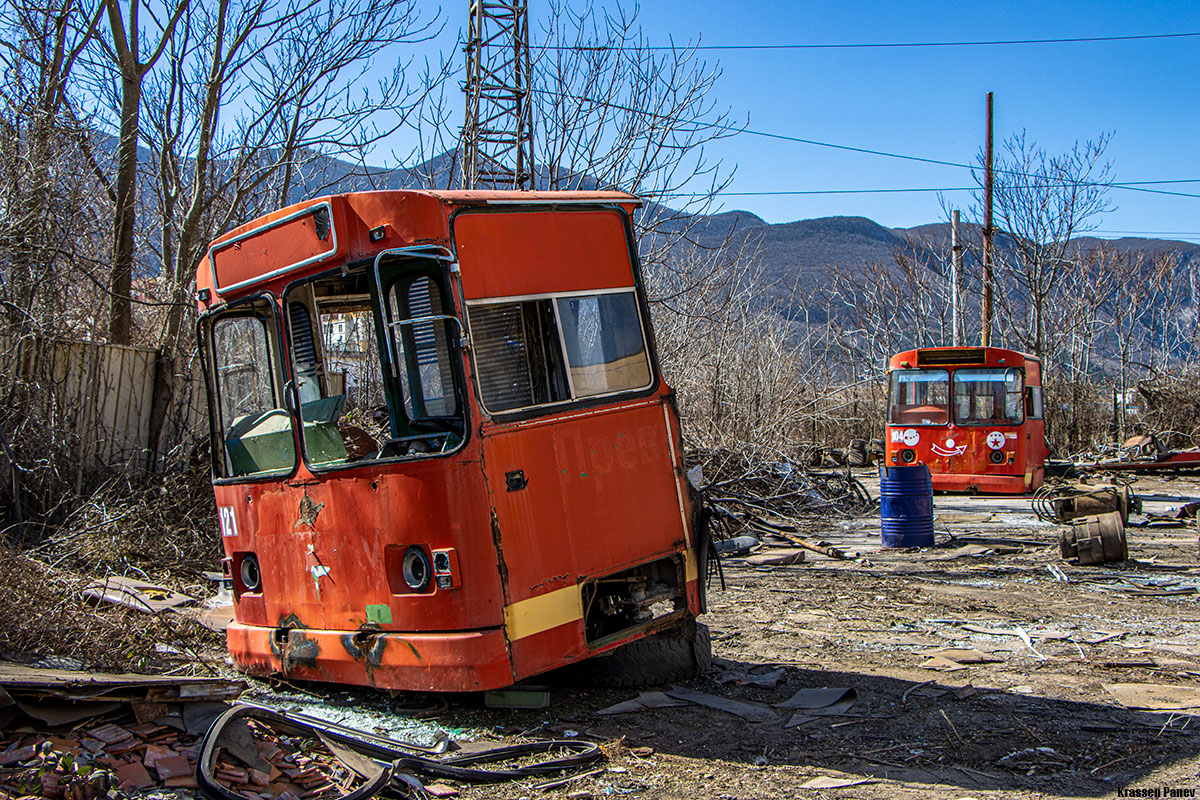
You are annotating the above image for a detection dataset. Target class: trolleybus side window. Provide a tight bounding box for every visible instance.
[209,300,296,478]
[953,368,1024,426]
[888,369,949,425]
[467,289,652,415]
[556,293,651,398]
[1026,385,1044,420]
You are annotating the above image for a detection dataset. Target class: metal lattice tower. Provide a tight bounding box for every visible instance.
[461,0,534,189]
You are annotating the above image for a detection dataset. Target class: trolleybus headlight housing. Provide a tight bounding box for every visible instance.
[402,547,432,592]
[989,450,1005,464]
[238,553,262,593]
[900,448,916,463]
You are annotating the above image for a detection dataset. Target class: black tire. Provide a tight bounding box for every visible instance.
[575,622,711,689]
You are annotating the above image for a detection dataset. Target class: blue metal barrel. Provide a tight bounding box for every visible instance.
[879,465,935,548]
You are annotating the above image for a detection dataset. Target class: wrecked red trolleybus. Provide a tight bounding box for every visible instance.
[885,346,1050,494]
[194,190,710,692]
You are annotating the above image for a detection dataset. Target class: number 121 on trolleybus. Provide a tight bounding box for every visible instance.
[884,346,1050,494]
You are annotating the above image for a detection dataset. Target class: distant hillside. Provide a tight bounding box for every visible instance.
[681,212,1200,318]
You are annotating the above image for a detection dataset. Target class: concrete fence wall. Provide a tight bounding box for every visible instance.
[0,335,207,486]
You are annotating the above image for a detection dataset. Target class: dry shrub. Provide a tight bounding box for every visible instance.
[28,460,223,584]
[1135,373,1200,450]
[0,541,222,672]
[0,455,225,672]
[1042,377,1110,457]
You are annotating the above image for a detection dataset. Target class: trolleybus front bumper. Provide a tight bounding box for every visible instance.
[931,472,1034,494]
[227,622,514,692]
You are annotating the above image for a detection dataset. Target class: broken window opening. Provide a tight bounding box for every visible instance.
[208,298,295,478]
[376,261,467,458]
[282,261,466,468]
[386,275,461,423]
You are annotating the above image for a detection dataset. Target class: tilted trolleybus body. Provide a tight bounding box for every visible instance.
[885,346,1050,494]
[195,190,708,692]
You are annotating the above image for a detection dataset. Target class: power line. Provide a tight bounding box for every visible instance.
[529,86,1200,198]
[732,127,1200,198]
[535,31,1200,52]
[653,181,1200,199]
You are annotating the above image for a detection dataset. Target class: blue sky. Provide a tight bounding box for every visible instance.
[415,1,1200,240]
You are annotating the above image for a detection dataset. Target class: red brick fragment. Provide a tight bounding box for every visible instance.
[164,775,200,788]
[425,783,460,798]
[115,761,154,790]
[154,755,193,780]
[89,724,134,745]
[217,764,249,784]
[106,739,146,755]
[0,745,36,765]
[143,744,173,768]
[46,737,83,756]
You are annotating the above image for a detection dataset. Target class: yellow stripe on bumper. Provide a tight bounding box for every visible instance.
[504,585,583,641]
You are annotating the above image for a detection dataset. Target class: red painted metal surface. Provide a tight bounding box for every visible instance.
[197,190,698,692]
[885,346,1050,494]
[455,208,637,298]
[226,623,513,692]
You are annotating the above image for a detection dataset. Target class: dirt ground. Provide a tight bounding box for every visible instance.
[353,471,1200,800]
[11,472,1200,800]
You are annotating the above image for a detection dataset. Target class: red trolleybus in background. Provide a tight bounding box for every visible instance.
[195,190,709,693]
[885,346,1050,494]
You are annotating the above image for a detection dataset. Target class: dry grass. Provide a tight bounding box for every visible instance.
[0,459,225,673]
[0,541,223,672]
[23,461,223,584]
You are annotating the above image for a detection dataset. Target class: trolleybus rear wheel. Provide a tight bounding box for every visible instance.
[575,621,711,688]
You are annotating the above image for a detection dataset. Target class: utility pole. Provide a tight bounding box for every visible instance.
[462,0,534,190]
[981,91,995,347]
[951,209,964,346]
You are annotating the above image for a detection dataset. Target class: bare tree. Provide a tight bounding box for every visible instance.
[529,1,739,260]
[134,0,441,360]
[0,0,105,335]
[970,130,1114,360]
[98,0,187,345]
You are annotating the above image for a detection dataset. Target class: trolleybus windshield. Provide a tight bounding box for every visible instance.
[888,369,949,425]
[953,368,1024,426]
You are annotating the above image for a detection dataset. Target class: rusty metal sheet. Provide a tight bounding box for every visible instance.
[81,576,195,614]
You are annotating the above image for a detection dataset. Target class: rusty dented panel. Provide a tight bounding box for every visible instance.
[213,443,504,636]
[228,623,514,692]
[483,399,693,608]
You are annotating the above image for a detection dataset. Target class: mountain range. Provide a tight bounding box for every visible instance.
[683,211,1200,306]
